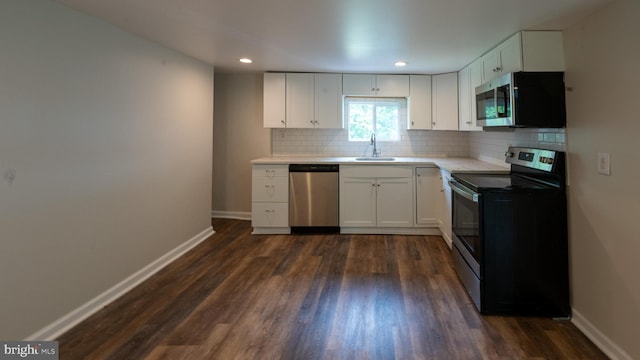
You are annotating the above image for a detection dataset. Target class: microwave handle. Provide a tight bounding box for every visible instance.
[449,180,479,202]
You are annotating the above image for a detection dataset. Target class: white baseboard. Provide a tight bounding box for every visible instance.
[572,309,633,360]
[26,226,215,341]
[211,210,251,221]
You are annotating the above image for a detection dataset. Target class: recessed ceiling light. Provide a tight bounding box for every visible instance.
[239,58,253,64]
[395,61,407,67]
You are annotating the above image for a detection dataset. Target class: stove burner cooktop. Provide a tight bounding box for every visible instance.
[453,173,556,192]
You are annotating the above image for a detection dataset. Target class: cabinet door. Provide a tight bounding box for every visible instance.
[439,169,453,247]
[431,73,459,131]
[342,74,376,96]
[468,58,484,131]
[340,177,377,227]
[457,66,471,131]
[314,73,343,128]
[286,73,315,128]
[376,75,410,97]
[482,49,501,81]
[408,75,432,129]
[497,33,523,75]
[263,73,286,128]
[416,167,440,226]
[377,177,413,227]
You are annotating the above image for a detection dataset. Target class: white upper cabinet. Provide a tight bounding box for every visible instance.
[313,73,343,128]
[264,72,343,128]
[263,73,286,128]
[343,74,409,97]
[431,72,458,131]
[458,58,484,131]
[408,75,432,130]
[286,73,315,128]
[482,32,523,81]
[482,31,565,82]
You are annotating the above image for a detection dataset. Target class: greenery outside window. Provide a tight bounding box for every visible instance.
[344,97,405,141]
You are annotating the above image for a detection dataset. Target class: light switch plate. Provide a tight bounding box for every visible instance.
[597,152,610,175]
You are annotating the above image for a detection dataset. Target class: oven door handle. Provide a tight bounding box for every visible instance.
[449,180,480,202]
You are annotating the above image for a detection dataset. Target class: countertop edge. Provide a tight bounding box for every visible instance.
[251,156,510,174]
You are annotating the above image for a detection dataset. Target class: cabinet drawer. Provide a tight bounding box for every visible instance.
[252,176,289,202]
[340,165,413,178]
[252,202,289,227]
[252,164,288,178]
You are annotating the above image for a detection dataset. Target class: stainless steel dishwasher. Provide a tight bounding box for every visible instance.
[289,164,339,233]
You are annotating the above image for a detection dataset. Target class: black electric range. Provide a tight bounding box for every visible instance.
[449,147,570,317]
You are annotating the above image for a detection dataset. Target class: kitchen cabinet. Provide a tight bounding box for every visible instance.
[481,31,564,82]
[438,169,453,248]
[313,73,343,128]
[285,73,314,128]
[286,73,343,128]
[340,165,414,228]
[482,32,523,81]
[415,166,440,226]
[251,165,290,233]
[408,75,432,130]
[431,73,458,130]
[265,73,342,128]
[458,58,484,131]
[263,73,286,128]
[342,74,409,97]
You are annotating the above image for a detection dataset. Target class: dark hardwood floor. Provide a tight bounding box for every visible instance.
[58,219,608,359]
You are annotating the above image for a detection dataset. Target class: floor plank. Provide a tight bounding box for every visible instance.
[58,219,608,359]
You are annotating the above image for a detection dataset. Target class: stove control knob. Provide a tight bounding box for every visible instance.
[505,151,514,158]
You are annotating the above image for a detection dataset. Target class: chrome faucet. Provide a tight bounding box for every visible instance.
[370,133,381,157]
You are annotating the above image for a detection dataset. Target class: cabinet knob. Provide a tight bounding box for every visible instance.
[281,120,285,124]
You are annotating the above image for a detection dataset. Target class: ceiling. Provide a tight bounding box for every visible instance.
[54,0,612,74]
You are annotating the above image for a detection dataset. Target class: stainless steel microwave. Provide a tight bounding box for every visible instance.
[475,72,566,128]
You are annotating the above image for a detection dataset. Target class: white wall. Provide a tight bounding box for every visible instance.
[563,1,640,358]
[212,73,271,218]
[0,1,213,339]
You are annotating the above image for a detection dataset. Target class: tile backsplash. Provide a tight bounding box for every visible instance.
[468,128,566,165]
[272,128,469,157]
[271,127,566,163]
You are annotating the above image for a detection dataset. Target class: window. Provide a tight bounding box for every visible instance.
[344,97,406,141]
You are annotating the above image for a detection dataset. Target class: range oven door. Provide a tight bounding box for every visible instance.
[449,180,481,275]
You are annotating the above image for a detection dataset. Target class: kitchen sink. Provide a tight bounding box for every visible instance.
[354,157,396,161]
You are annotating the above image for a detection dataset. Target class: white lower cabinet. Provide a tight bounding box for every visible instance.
[415,166,440,226]
[438,169,453,247]
[340,166,413,228]
[251,164,290,233]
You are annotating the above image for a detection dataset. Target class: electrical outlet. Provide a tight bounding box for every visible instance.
[597,152,610,175]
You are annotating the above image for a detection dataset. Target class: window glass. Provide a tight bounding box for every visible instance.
[344,97,405,141]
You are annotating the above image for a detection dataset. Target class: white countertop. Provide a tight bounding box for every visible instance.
[251,156,510,174]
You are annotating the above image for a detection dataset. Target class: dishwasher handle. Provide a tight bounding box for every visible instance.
[289,164,339,172]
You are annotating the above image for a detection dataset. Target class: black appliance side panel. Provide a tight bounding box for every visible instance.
[481,190,570,317]
[513,72,566,128]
